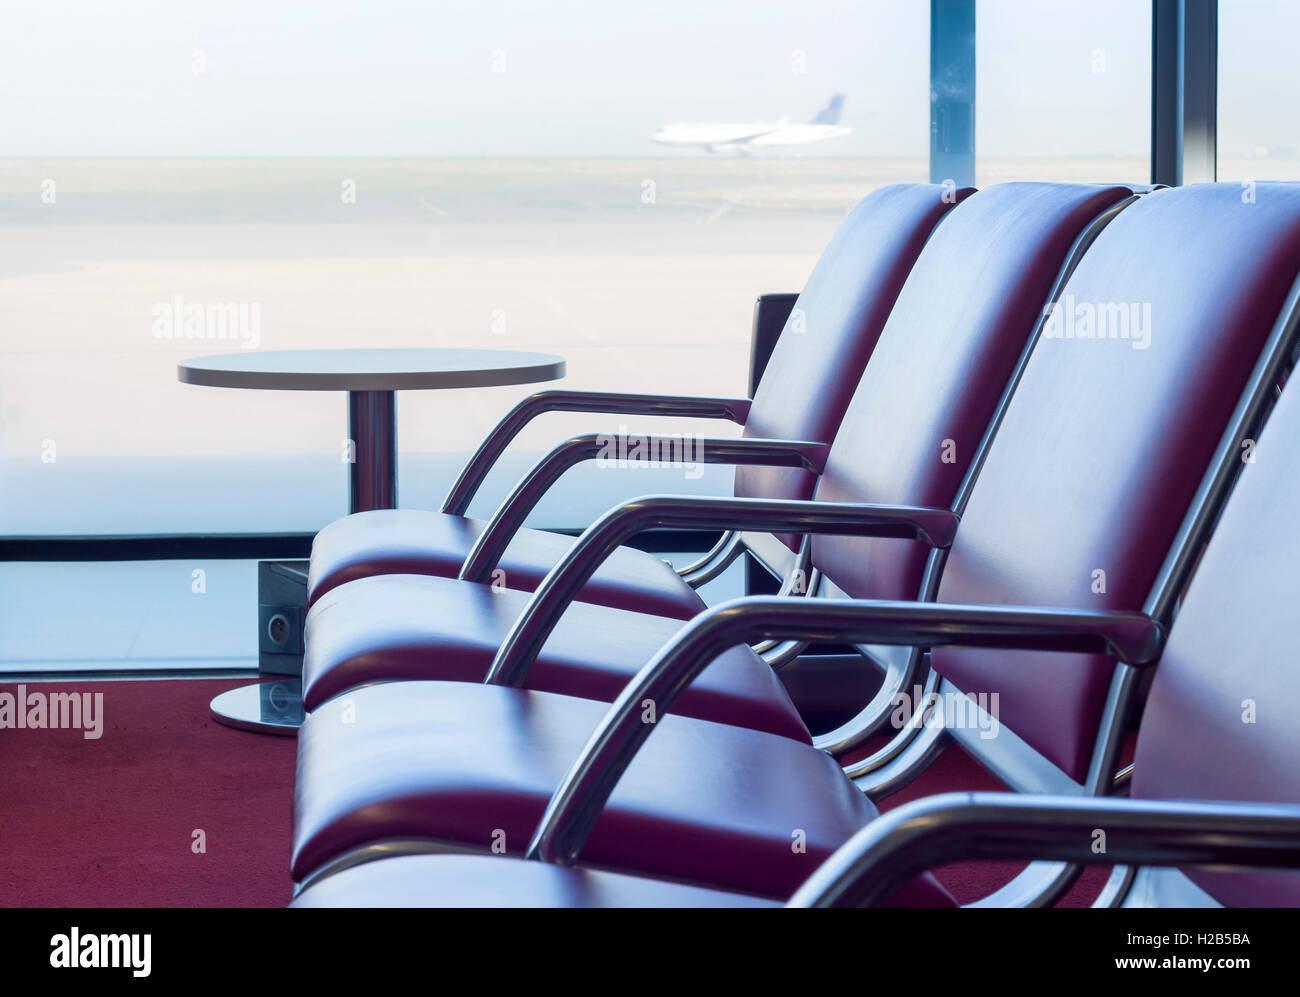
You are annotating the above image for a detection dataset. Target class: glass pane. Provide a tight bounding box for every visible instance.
[1217,0,1300,181]
[975,0,1150,185]
[0,551,746,673]
[0,0,930,539]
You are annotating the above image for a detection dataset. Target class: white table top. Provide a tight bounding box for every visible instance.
[178,348,565,392]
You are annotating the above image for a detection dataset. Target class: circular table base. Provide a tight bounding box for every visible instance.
[211,679,303,735]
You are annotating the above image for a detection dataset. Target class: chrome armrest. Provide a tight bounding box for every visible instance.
[526,597,1164,864]
[485,495,960,687]
[441,390,752,515]
[787,791,1300,907]
[457,436,831,583]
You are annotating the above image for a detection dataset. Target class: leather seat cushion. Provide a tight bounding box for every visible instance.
[308,509,706,620]
[291,854,781,908]
[292,681,954,906]
[301,573,809,743]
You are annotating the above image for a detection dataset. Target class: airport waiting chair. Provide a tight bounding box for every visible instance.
[307,183,970,622]
[297,353,1300,908]
[299,182,1138,740]
[290,183,1300,905]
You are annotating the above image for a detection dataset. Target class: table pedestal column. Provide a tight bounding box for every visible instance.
[211,390,398,734]
[348,390,397,513]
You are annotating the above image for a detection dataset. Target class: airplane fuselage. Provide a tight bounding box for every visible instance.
[651,119,851,152]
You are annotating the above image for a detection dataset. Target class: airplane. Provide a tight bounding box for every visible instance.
[650,94,851,153]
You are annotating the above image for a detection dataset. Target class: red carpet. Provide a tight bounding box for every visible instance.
[0,679,296,908]
[1,678,1120,907]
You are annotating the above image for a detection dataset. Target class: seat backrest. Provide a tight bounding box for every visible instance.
[1130,369,1300,906]
[810,182,1136,599]
[736,184,971,527]
[930,182,1300,783]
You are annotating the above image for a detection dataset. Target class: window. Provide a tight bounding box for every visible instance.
[0,0,930,537]
[1217,0,1300,181]
[0,0,928,670]
[975,0,1150,185]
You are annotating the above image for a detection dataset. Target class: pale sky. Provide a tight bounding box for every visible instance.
[0,0,1293,159]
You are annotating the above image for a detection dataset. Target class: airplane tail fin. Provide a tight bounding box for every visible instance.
[811,94,845,125]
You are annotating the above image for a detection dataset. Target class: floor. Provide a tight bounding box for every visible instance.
[0,678,296,907]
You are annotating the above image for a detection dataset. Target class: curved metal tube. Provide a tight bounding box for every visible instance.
[458,436,831,583]
[1093,865,1138,908]
[844,682,947,791]
[802,546,949,754]
[757,562,820,667]
[678,531,747,588]
[441,390,752,516]
[786,791,1300,907]
[525,597,1165,864]
[816,648,931,757]
[760,640,810,670]
[485,499,961,688]
[752,545,819,662]
[675,529,737,580]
